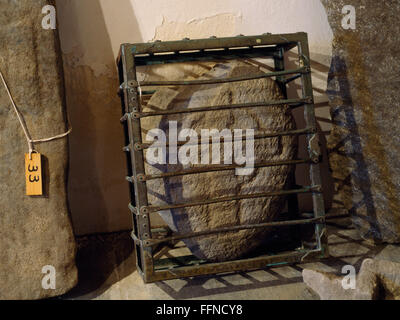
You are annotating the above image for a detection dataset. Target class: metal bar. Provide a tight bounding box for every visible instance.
[126,32,303,55]
[274,47,287,96]
[138,127,315,150]
[141,186,321,213]
[133,97,311,119]
[138,159,311,181]
[135,67,308,87]
[119,47,143,273]
[146,249,323,282]
[274,46,300,224]
[139,216,324,247]
[120,44,155,280]
[284,74,302,84]
[298,34,328,257]
[134,46,279,66]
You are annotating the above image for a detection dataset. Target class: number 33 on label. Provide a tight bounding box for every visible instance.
[25,153,43,196]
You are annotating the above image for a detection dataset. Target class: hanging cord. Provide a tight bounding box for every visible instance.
[0,67,72,159]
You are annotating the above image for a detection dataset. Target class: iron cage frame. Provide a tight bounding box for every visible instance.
[117,32,329,283]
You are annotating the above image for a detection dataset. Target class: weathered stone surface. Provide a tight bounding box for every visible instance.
[303,258,400,300]
[364,259,400,300]
[303,268,356,300]
[0,1,77,299]
[322,0,400,243]
[142,61,297,261]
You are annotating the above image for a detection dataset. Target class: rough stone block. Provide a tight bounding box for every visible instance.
[322,0,400,243]
[0,0,77,299]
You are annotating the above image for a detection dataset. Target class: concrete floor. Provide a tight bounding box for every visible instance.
[62,217,400,300]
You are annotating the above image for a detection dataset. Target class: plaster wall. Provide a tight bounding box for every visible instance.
[56,0,334,235]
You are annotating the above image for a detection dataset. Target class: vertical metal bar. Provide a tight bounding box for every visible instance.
[118,55,142,271]
[274,47,300,222]
[297,35,328,256]
[117,59,138,236]
[120,45,154,280]
[274,46,287,96]
[274,47,301,249]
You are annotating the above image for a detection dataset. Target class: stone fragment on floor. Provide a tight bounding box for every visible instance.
[303,258,400,300]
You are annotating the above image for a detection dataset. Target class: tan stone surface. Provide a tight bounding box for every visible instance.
[303,258,400,300]
[322,0,400,243]
[142,61,297,261]
[303,268,357,300]
[0,0,77,299]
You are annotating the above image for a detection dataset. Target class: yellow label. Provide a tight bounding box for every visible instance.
[25,153,43,196]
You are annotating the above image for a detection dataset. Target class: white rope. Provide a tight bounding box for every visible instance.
[0,67,72,159]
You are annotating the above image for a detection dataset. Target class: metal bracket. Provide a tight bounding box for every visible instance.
[131,231,151,247]
[120,112,131,123]
[120,80,138,89]
[125,176,134,183]
[133,143,143,151]
[128,203,138,215]
[140,206,150,215]
[305,96,314,104]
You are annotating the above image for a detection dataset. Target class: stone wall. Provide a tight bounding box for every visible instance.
[322,0,400,243]
[0,0,77,299]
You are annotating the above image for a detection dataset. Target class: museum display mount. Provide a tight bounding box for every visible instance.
[117,32,329,283]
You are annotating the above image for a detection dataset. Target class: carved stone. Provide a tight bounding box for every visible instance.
[142,61,297,261]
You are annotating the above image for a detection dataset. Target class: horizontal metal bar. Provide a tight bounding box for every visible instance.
[141,185,321,214]
[141,90,156,96]
[133,97,312,119]
[140,216,324,247]
[147,248,324,282]
[135,67,308,87]
[146,213,343,248]
[138,127,315,150]
[134,46,280,66]
[289,102,308,109]
[148,213,344,251]
[138,159,311,182]
[124,32,304,55]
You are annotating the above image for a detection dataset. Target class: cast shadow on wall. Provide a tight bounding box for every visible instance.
[60,0,142,235]
[285,51,335,214]
[325,54,380,238]
[58,0,140,296]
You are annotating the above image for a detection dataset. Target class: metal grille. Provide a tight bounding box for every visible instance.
[117,32,329,283]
